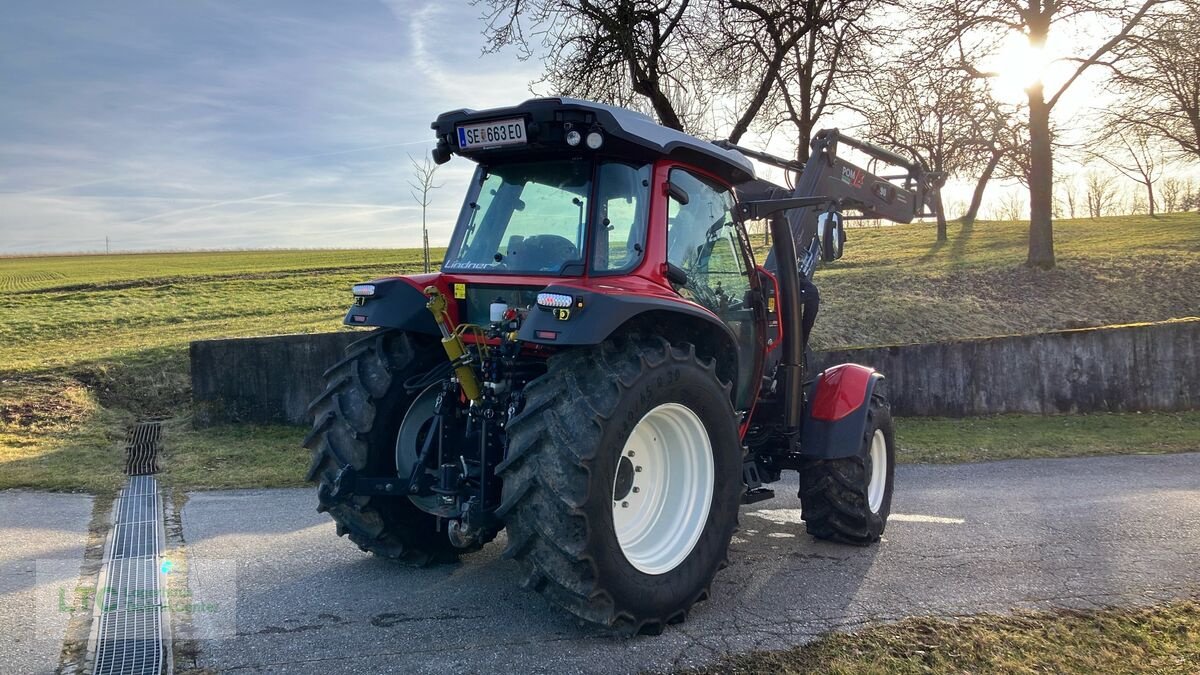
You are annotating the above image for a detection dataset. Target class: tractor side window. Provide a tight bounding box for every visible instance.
[591,162,652,273]
[665,169,752,309]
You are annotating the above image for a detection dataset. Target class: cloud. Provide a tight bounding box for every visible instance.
[0,0,541,253]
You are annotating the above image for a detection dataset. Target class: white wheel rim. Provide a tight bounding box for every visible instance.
[867,428,887,513]
[611,403,714,575]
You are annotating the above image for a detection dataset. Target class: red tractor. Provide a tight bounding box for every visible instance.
[305,98,941,633]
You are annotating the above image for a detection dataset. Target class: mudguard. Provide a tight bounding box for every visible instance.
[799,363,884,459]
[516,284,738,350]
[343,277,440,335]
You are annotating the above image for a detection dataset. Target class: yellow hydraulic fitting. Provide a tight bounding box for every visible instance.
[424,286,483,403]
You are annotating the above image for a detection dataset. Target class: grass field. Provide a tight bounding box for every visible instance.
[1,212,1198,493]
[692,599,1200,674]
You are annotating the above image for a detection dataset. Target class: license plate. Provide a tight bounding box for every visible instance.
[457,117,526,150]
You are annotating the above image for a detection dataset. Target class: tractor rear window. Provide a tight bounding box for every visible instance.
[443,160,591,275]
[442,159,650,276]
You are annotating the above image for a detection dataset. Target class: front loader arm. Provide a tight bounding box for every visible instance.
[719,129,945,275]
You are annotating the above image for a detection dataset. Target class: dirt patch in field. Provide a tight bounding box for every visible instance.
[0,375,92,428]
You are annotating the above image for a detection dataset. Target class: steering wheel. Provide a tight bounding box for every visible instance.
[522,234,580,270]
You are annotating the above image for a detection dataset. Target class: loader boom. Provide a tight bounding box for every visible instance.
[718,129,944,277]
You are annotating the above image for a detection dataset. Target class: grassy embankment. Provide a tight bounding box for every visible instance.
[2,213,1199,493]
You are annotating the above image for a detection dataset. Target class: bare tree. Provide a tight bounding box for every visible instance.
[1127,190,1147,215]
[1183,178,1200,211]
[477,0,813,137]
[408,154,442,273]
[707,1,827,142]
[960,104,1032,224]
[477,0,892,148]
[1085,171,1119,218]
[1108,1,1200,161]
[1161,176,1183,213]
[1092,129,1162,216]
[479,0,698,131]
[1060,174,1079,218]
[762,0,892,159]
[930,0,1168,268]
[994,190,1026,222]
[852,56,988,240]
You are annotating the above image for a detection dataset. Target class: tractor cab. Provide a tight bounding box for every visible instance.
[431,97,756,281]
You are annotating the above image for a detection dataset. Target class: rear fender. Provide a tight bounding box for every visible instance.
[343,276,441,335]
[517,285,736,349]
[519,287,742,403]
[799,363,883,459]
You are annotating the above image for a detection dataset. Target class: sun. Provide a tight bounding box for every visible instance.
[985,32,1053,104]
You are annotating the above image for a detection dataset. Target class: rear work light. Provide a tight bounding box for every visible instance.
[536,292,573,308]
[352,284,377,297]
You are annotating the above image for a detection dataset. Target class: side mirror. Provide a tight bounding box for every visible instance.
[818,211,845,262]
[432,141,452,165]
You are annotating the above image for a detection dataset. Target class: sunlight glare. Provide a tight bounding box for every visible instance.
[986,32,1052,103]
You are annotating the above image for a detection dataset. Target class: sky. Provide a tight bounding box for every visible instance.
[1,2,1183,254]
[0,0,538,254]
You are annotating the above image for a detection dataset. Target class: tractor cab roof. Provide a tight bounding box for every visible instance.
[431,97,756,185]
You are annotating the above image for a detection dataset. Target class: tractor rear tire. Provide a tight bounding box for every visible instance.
[304,328,464,565]
[798,394,895,545]
[497,337,742,634]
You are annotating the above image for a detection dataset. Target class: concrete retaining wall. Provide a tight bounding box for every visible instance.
[190,319,1200,426]
[811,319,1200,416]
[190,332,361,427]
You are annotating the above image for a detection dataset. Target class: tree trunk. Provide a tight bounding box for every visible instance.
[1026,83,1056,269]
[935,192,948,242]
[796,121,813,162]
[1146,182,1156,217]
[422,208,430,273]
[962,149,1002,224]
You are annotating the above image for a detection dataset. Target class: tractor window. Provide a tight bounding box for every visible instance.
[591,162,652,273]
[665,169,752,307]
[443,160,590,274]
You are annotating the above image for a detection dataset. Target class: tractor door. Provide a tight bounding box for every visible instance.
[665,167,764,410]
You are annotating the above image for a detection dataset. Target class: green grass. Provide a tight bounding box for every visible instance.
[897,411,1200,463]
[158,419,311,490]
[1,214,1199,492]
[692,599,1200,674]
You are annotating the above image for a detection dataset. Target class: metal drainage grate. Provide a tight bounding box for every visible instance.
[124,422,162,476]
[93,474,165,675]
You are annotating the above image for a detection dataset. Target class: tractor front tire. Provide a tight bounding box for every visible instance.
[497,337,742,634]
[798,395,896,545]
[304,328,463,565]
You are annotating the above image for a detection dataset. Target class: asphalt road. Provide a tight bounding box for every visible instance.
[0,492,93,675]
[181,453,1200,674]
